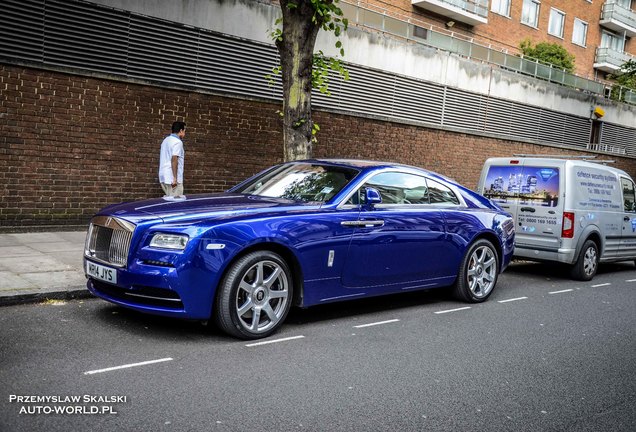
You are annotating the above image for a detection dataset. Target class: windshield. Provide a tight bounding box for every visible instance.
[236,163,360,203]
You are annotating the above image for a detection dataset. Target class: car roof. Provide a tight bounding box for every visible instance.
[302,158,422,171]
[303,158,458,183]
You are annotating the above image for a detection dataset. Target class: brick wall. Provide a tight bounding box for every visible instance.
[1,64,635,228]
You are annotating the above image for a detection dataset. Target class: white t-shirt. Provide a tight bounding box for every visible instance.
[158,134,184,184]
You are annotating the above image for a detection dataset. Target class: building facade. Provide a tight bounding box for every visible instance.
[356,0,636,79]
[1,0,635,228]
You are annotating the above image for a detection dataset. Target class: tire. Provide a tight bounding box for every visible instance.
[214,251,293,340]
[570,240,598,281]
[452,239,499,303]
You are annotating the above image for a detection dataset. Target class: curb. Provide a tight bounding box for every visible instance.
[0,287,94,307]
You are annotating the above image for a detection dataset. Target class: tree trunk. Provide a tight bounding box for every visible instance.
[277,0,321,161]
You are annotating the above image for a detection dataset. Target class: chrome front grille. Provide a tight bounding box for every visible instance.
[85,216,135,267]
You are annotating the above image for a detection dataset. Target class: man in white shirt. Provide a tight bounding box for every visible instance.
[158,121,186,197]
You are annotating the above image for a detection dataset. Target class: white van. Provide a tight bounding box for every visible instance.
[478,156,636,280]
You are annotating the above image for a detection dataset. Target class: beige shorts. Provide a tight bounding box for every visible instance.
[161,183,184,197]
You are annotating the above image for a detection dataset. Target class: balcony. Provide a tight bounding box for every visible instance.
[411,0,488,26]
[594,47,635,73]
[600,0,636,37]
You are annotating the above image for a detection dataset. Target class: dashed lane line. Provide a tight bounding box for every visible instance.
[245,335,305,347]
[549,289,574,294]
[354,319,400,329]
[434,307,471,314]
[498,297,528,303]
[84,358,173,375]
[591,283,611,288]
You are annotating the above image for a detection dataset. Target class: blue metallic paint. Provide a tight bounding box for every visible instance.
[85,160,514,321]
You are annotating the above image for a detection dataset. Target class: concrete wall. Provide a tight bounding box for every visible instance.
[85,0,636,127]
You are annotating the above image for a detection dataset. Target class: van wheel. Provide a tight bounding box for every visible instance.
[214,251,293,340]
[570,240,598,281]
[452,239,499,303]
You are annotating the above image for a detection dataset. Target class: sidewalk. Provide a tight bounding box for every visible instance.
[0,231,91,306]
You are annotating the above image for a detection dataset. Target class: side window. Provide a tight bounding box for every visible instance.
[622,178,636,212]
[346,172,429,205]
[427,178,460,205]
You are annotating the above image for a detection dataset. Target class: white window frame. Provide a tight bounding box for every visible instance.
[616,0,632,9]
[572,18,588,47]
[491,0,511,17]
[601,30,625,52]
[521,0,541,28]
[548,8,565,39]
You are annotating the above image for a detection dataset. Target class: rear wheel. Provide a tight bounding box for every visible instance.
[452,239,499,303]
[214,251,292,340]
[570,240,598,281]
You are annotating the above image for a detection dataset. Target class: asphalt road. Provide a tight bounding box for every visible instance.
[1,261,635,432]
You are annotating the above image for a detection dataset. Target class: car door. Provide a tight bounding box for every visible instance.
[619,177,636,259]
[339,171,456,289]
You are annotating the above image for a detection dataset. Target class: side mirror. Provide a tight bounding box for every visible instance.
[365,187,382,206]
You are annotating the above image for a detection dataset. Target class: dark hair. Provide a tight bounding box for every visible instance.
[171,121,186,134]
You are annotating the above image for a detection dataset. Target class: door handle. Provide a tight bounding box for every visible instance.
[340,220,385,228]
[520,207,536,213]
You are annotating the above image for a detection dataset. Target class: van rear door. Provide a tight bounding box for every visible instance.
[481,159,562,256]
[619,177,636,259]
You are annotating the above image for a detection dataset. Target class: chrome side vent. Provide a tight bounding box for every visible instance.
[85,216,135,267]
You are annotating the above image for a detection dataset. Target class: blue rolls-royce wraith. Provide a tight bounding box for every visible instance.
[84,159,515,339]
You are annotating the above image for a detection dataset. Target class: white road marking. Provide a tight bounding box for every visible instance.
[626,279,636,283]
[84,358,173,375]
[245,335,305,347]
[354,319,400,329]
[591,283,611,288]
[498,297,528,303]
[434,307,471,314]
[549,289,574,294]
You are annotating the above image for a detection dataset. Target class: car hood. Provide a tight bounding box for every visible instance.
[97,193,320,225]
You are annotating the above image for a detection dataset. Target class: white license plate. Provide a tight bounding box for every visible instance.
[86,261,117,284]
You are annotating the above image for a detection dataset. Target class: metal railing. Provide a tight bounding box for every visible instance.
[595,46,636,69]
[414,0,489,19]
[601,0,636,34]
[342,1,628,101]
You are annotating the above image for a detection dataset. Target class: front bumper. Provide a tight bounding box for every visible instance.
[85,257,216,320]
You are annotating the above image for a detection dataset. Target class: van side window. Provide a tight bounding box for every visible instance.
[622,178,636,212]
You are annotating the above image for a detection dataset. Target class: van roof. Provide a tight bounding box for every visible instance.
[484,157,631,178]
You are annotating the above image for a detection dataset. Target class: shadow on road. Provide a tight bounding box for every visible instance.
[505,259,636,281]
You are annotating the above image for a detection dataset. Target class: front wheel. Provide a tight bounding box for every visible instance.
[570,240,598,281]
[214,251,293,340]
[452,239,499,303]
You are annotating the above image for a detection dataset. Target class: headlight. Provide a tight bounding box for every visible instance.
[150,233,189,250]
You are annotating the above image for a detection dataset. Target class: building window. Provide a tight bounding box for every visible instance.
[521,0,540,28]
[572,19,588,47]
[548,8,565,38]
[491,0,511,17]
[601,30,624,51]
[616,0,632,9]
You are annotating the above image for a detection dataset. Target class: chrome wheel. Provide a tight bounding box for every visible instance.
[582,245,598,277]
[235,259,290,334]
[570,240,598,281]
[466,245,497,299]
